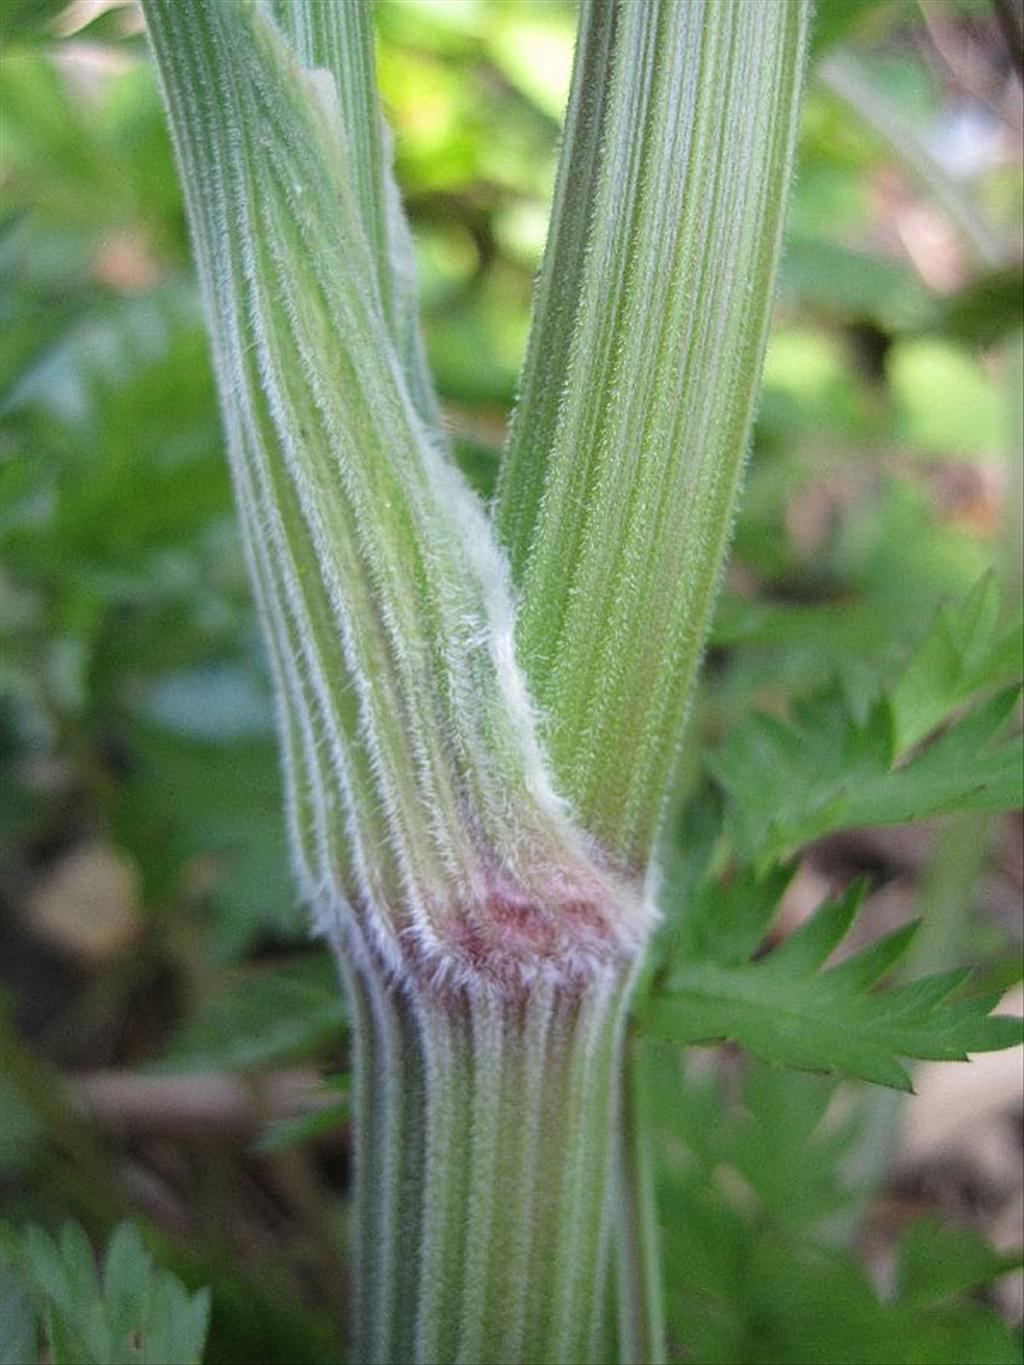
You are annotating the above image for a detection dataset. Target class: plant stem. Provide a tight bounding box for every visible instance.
[140,4,811,1361]
[615,1033,667,1365]
[340,951,634,1365]
[496,0,810,866]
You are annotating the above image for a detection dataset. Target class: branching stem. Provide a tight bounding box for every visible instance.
[141,1,811,1360]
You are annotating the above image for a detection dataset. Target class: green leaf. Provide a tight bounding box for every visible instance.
[114,724,293,961]
[152,956,346,1073]
[649,1001,1022,1364]
[711,580,1023,866]
[738,1236,1022,1365]
[809,0,907,56]
[103,1225,154,1343]
[253,1075,350,1154]
[139,665,274,744]
[0,0,62,51]
[890,575,1023,753]
[715,684,1021,866]
[637,882,1023,1089]
[3,1222,210,1365]
[644,1047,861,1236]
[897,1218,1022,1311]
[779,234,933,332]
[709,591,920,720]
[672,860,798,973]
[0,1268,37,1365]
[932,266,1024,349]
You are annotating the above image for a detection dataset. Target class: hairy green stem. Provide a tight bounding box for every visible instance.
[141,0,810,1360]
[498,0,810,867]
[340,951,633,1365]
[267,0,442,433]
[615,1034,667,1365]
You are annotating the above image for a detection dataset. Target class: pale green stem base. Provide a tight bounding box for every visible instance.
[337,951,634,1365]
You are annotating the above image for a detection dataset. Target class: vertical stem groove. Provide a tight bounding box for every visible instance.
[615,1035,667,1365]
[343,952,634,1365]
[141,3,812,1361]
[496,0,810,866]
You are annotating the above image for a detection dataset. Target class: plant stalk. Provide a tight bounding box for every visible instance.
[496,0,811,866]
[615,1034,667,1365]
[340,948,634,1365]
[141,2,811,1361]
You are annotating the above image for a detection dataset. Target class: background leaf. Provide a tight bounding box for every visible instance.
[2,1221,210,1365]
[711,581,1023,867]
[638,881,1022,1089]
[152,957,346,1074]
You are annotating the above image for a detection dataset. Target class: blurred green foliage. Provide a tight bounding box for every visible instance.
[1,2,1021,1363]
[648,1052,1023,1365]
[1,1221,210,1365]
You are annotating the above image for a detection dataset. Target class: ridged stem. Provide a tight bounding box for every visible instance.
[337,945,634,1365]
[141,0,651,983]
[615,1034,667,1365]
[496,0,810,867]
[140,4,811,1361]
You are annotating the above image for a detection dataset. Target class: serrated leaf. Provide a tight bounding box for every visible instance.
[710,584,1024,869]
[673,861,798,972]
[713,655,1022,867]
[637,884,1023,1090]
[647,1048,861,1237]
[889,575,1023,754]
[4,1221,209,1365]
[655,1088,1022,1365]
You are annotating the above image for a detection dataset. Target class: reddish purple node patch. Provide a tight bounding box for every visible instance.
[435,881,620,992]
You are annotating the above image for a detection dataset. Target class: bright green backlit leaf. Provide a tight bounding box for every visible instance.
[890,337,1006,458]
